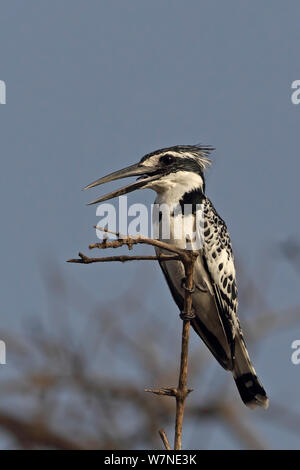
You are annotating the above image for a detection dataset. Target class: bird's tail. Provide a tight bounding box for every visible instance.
[233,333,269,409]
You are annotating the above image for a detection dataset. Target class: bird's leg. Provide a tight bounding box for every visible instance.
[180,276,196,320]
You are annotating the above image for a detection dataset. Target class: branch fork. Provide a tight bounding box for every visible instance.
[68,227,198,450]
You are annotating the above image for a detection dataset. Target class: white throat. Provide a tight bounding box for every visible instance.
[145,170,204,208]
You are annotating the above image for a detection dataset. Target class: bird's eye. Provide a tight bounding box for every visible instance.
[160,154,175,165]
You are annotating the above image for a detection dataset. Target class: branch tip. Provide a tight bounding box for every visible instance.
[158,429,171,451]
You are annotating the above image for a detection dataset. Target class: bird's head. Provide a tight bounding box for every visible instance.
[84,145,214,205]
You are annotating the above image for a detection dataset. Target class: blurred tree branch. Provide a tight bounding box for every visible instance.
[0,236,299,449]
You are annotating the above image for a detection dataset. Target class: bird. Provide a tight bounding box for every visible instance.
[83,144,269,409]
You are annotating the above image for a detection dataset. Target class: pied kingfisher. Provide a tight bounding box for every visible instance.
[84,145,269,409]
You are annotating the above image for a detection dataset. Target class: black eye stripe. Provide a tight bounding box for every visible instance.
[159,153,175,165]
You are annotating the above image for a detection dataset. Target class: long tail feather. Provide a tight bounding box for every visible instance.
[233,333,269,409]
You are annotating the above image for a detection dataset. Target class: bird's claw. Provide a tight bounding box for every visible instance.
[181,277,195,293]
[180,309,196,321]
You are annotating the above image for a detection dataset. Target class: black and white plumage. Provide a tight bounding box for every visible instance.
[84,144,269,409]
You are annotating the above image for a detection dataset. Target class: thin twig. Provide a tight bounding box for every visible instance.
[158,429,171,450]
[145,387,177,397]
[67,252,180,264]
[90,226,190,259]
[173,252,197,450]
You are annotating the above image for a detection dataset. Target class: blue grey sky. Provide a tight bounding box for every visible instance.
[0,1,300,449]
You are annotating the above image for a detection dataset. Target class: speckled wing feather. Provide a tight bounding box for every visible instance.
[202,198,240,359]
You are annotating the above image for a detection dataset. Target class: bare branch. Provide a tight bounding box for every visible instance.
[90,226,191,259]
[159,429,171,450]
[0,411,83,450]
[174,252,197,450]
[145,387,177,397]
[67,252,180,264]
[68,229,199,450]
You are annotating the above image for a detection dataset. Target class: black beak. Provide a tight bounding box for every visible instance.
[83,162,159,205]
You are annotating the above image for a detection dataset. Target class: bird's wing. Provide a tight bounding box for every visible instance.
[199,198,240,360]
[156,216,236,370]
[158,259,184,312]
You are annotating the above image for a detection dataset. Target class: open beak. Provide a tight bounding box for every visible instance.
[83,162,159,205]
